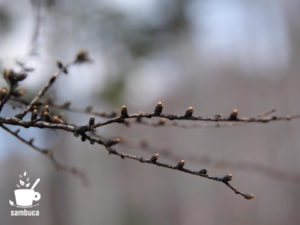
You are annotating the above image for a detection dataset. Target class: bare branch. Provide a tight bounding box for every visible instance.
[2,50,300,200]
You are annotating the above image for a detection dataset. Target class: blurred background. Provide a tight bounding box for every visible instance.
[1,0,300,224]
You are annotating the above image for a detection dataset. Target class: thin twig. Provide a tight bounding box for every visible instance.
[15,61,73,119]
[0,124,87,183]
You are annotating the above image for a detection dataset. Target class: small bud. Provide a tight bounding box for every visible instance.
[121,105,129,118]
[99,111,106,117]
[29,138,34,145]
[151,153,159,162]
[223,173,233,182]
[14,129,20,134]
[106,138,120,147]
[3,69,14,84]
[154,101,163,115]
[229,109,238,120]
[0,88,7,94]
[3,69,27,85]
[49,74,58,84]
[158,118,166,125]
[111,110,118,117]
[199,169,207,175]
[15,73,27,82]
[31,109,38,121]
[75,50,90,63]
[0,88,7,100]
[12,89,25,97]
[63,67,68,74]
[44,105,50,112]
[184,106,194,118]
[244,193,255,200]
[52,115,63,124]
[56,60,64,69]
[42,111,52,122]
[89,115,95,126]
[176,160,185,170]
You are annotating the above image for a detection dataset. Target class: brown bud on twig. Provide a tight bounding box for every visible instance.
[16,73,27,82]
[199,168,207,175]
[150,153,159,162]
[44,105,50,112]
[106,138,120,147]
[12,89,25,97]
[56,60,64,69]
[244,193,255,200]
[31,109,38,121]
[154,101,163,115]
[14,129,20,134]
[99,111,106,117]
[49,74,58,84]
[229,109,238,120]
[52,115,64,124]
[184,106,194,118]
[75,50,90,63]
[3,69,27,85]
[0,88,7,100]
[29,138,34,145]
[176,160,185,170]
[42,111,52,122]
[56,60,68,74]
[223,173,233,182]
[89,115,95,126]
[121,105,129,118]
[158,118,166,125]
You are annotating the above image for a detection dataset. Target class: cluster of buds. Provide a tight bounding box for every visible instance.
[30,104,63,124]
[2,69,27,86]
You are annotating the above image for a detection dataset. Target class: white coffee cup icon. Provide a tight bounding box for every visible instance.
[14,178,41,207]
[14,189,41,206]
